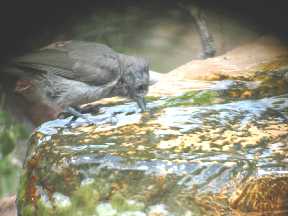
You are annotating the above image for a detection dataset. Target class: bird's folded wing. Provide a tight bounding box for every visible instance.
[10,41,121,86]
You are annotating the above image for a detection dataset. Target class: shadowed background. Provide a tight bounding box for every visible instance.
[0,0,288,72]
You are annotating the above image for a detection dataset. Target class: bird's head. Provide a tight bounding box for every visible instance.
[120,54,149,112]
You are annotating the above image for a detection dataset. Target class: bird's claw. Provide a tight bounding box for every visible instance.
[58,107,96,127]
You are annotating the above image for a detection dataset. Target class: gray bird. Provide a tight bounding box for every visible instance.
[2,41,149,123]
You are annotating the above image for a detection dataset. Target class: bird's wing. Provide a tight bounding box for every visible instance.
[11,41,121,86]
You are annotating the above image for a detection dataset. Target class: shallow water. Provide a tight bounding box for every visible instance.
[18,77,288,215]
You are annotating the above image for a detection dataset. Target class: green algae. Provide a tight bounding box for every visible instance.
[144,96,161,102]
[71,183,100,215]
[111,193,145,212]
[19,182,100,216]
[165,90,220,107]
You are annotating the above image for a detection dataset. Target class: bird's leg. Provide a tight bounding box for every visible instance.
[135,96,147,112]
[58,106,95,126]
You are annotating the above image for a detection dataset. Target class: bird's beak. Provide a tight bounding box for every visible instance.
[136,96,146,112]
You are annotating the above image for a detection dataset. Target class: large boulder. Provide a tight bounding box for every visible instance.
[17,68,288,215]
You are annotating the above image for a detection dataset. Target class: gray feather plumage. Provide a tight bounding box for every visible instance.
[2,41,150,110]
[12,41,121,86]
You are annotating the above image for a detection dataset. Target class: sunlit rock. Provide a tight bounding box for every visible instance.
[168,36,288,81]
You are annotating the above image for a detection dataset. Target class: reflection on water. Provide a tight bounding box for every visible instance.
[18,78,288,215]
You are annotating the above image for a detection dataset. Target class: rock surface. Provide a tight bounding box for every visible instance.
[18,80,288,215]
[168,36,288,81]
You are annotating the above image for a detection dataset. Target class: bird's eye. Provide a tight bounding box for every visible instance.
[136,85,146,92]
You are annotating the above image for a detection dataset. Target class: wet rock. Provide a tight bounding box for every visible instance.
[17,75,288,215]
[230,175,288,213]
